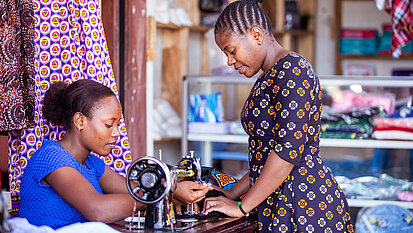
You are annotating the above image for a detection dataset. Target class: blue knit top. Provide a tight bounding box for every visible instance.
[19,140,106,229]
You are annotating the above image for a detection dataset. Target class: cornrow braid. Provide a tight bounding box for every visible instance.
[215,0,272,35]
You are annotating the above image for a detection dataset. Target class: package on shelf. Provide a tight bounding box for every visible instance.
[339,28,378,55]
[189,92,224,123]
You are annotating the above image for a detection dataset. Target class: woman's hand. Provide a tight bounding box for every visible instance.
[173,181,212,204]
[202,196,245,218]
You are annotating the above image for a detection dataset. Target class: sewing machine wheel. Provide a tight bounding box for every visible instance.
[126,157,172,205]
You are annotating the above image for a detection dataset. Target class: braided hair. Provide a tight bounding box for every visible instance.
[214,0,272,35]
[42,79,116,132]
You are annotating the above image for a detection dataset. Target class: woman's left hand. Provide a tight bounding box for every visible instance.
[202,196,245,217]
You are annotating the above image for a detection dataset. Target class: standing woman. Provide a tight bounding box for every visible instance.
[203,0,354,232]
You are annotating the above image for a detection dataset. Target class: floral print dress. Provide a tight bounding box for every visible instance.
[241,53,354,233]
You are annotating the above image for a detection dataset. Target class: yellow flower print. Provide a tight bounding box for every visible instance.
[297,87,305,96]
[298,167,307,175]
[268,106,275,115]
[298,183,308,192]
[281,109,289,118]
[307,175,315,184]
[305,101,310,111]
[299,144,304,153]
[326,178,332,187]
[283,61,291,69]
[257,128,265,136]
[260,99,268,108]
[260,120,269,129]
[289,100,298,110]
[253,108,260,117]
[306,208,315,217]
[294,130,303,139]
[287,80,296,88]
[298,200,307,209]
[298,216,307,225]
[249,101,254,108]
[275,144,283,152]
[318,218,326,227]
[337,205,343,214]
[279,128,287,137]
[303,79,310,89]
[278,208,286,216]
[278,70,285,79]
[326,211,333,220]
[318,170,325,178]
[289,150,297,159]
[270,69,277,77]
[273,84,280,94]
[319,201,327,210]
[314,112,320,121]
[256,152,262,161]
[292,67,301,75]
[285,142,292,148]
[287,122,296,130]
[297,109,305,118]
[275,102,282,111]
[261,81,268,89]
[298,59,305,68]
[248,121,254,130]
[258,222,263,231]
[318,89,322,100]
[282,89,289,97]
[302,123,308,132]
[263,208,271,217]
[336,222,344,231]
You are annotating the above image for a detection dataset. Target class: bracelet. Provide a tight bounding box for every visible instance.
[238,201,248,216]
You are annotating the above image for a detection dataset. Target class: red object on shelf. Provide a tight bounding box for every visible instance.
[340,29,377,39]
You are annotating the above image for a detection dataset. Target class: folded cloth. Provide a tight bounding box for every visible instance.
[374,117,413,130]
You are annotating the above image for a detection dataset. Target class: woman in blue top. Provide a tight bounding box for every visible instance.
[19,79,211,229]
[202,0,354,232]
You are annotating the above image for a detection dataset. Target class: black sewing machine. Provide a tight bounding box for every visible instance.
[125,151,207,231]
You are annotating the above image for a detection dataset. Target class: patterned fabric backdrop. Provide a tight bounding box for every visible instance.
[0,0,35,132]
[8,0,132,216]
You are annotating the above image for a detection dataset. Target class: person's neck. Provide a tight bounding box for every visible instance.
[58,134,90,165]
[262,40,290,73]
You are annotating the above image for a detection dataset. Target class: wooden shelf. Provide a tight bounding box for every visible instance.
[340,54,413,60]
[156,23,209,32]
[273,29,315,37]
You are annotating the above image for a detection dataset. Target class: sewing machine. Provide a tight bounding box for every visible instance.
[125,151,204,231]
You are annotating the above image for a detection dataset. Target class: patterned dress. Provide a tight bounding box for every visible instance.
[8,0,132,216]
[241,54,354,233]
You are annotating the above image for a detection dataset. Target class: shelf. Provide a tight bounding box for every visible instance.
[273,29,315,37]
[156,23,209,32]
[340,54,413,60]
[187,133,413,149]
[319,75,413,87]
[347,199,413,209]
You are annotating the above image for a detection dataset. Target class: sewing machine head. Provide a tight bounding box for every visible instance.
[125,152,203,230]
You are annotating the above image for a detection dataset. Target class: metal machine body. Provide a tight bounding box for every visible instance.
[126,152,202,231]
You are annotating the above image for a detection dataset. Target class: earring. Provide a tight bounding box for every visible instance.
[258,41,262,45]
[78,127,81,131]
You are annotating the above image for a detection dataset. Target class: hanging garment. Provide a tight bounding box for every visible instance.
[385,0,413,57]
[0,0,35,132]
[8,0,132,216]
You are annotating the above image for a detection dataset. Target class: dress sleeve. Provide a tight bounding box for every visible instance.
[33,143,77,183]
[87,154,106,180]
[266,56,317,166]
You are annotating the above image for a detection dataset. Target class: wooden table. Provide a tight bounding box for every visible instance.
[110,214,257,233]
